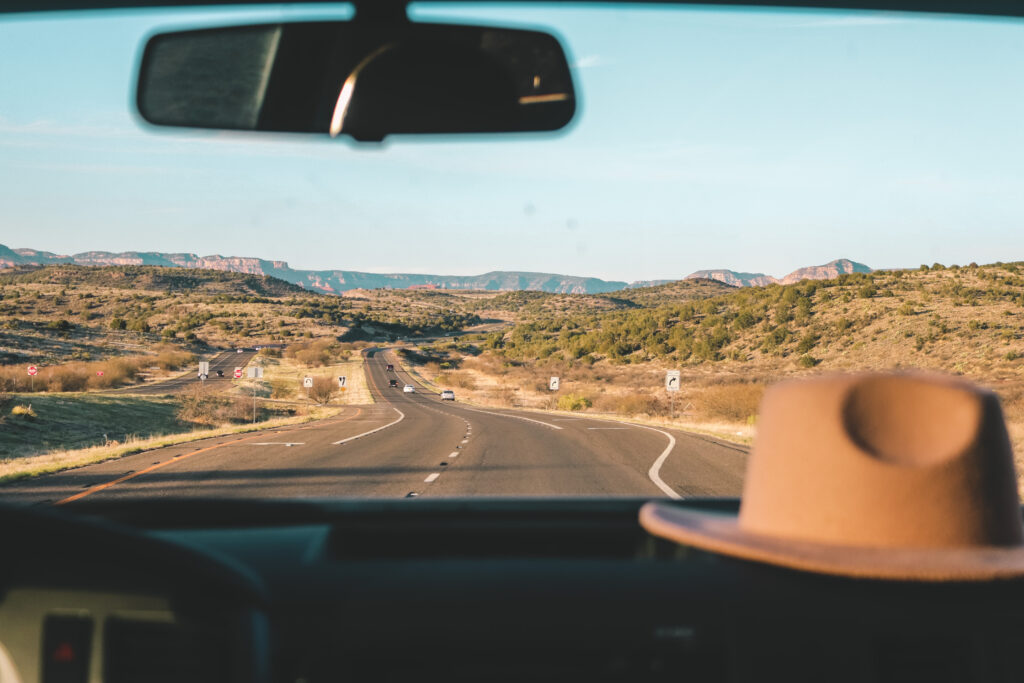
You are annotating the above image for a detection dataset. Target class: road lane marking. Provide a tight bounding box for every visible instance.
[424,473,440,483]
[587,427,628,430]
[332,406,405,445]
[57,408,363,504]
[633,425,681,499]
[449,452,459,458]
[452,403,563,430]
[252,442,304,446]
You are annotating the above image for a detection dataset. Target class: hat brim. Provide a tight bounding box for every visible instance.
[640,502,1024,582]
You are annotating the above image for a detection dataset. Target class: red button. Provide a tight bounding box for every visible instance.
[53,642,75,663]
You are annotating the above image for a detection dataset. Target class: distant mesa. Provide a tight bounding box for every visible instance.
[685,259,871,288]
[0,245,871,294]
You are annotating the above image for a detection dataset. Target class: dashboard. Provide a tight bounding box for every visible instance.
[4,498,1024,683]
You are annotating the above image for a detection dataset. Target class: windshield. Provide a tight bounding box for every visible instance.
[2,3,1023,504]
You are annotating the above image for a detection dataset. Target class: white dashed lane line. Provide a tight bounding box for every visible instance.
[449,452,459,458]
[424,473,441,483]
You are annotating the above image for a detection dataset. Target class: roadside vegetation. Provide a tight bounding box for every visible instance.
[0,265,485,372]
[401,262,1024,476]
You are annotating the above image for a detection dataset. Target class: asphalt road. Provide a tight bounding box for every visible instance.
[2,350,747,504]
[109,349,258,395]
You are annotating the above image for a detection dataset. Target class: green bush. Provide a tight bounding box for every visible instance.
[797,354,818,368]
[557,393,592,411]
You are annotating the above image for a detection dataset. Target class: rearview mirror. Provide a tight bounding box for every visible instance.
[137,20,576,142]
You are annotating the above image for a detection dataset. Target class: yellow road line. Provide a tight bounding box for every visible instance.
[55,408,363,505]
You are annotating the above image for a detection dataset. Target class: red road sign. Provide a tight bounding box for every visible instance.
[234,367,243,379]
[27,365,37,376]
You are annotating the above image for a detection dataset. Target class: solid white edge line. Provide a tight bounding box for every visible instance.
[332,406,405,445]
[424,473,440,483]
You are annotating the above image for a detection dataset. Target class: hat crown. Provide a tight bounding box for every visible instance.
[738,373,1023,549]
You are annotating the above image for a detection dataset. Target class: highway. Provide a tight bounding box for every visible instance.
[2,350,747,504]
[109,349,258,395]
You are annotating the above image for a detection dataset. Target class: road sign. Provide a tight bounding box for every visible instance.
[234,367,243,379]
[27,365,37,376]
[247,366,264,379]
[665,370,681,392]
[96,371,104,377]
[338,376,347,388]
[198,361,209,375]
[549,376,560,391]
[303,377,314,388]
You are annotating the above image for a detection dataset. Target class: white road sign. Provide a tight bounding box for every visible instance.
[338,376,347,388]
[27,365,37,376]
[303,377,314,388]
[549,376,560,391]
[665,370,681,392]
[247,366,264,379]
[198,361,210,375]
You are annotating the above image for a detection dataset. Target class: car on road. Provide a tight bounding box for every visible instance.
[441,390,455,401]
[403,384,415,393]
[216,370,224,377]
[386,364,394,371]
[389,379,399,388]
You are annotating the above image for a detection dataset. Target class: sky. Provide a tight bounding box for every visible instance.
[2,3,1024,282]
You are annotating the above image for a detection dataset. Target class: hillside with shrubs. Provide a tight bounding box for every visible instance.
[0,264,482,370]
[401,262,1024,457]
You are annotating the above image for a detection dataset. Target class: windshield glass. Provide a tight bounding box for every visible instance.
[2,3,1023,504]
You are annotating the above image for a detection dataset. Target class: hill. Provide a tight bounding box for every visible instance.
[686,258,871,287]
[0,265,481,367]
[0,264,305,297]
[0,245,630,294]
[0,244,874,295]
[603,278,737,307]
[477,262,1024,377]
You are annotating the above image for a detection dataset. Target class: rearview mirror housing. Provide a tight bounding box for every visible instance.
[137,20,576,142]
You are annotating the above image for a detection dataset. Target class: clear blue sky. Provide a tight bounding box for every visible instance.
[2,3,1024,282]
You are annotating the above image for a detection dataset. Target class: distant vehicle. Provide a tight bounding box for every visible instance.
[403,384,415,393]
[216,370,224,377]
[441,390,455,401]
[237,348,244,353]
[389,379,398,388]
[386,364,394,371]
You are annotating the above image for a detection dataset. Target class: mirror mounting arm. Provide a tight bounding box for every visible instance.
[352,0,409,23]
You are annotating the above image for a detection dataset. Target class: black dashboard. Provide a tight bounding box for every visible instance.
[4,498,1024,683]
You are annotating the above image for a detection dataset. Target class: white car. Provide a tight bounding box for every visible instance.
[403,384,415,393]
[441,390,455,401]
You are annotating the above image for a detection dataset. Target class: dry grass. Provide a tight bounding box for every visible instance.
[255,355,373,404]
[0,405,342,483]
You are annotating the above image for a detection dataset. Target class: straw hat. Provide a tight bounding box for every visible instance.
[640,372,1024,581]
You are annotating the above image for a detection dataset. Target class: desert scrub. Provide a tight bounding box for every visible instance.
[557,393,592,411]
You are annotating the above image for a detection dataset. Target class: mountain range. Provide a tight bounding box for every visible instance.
[0,245,870,294]
[687,258,872,287]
